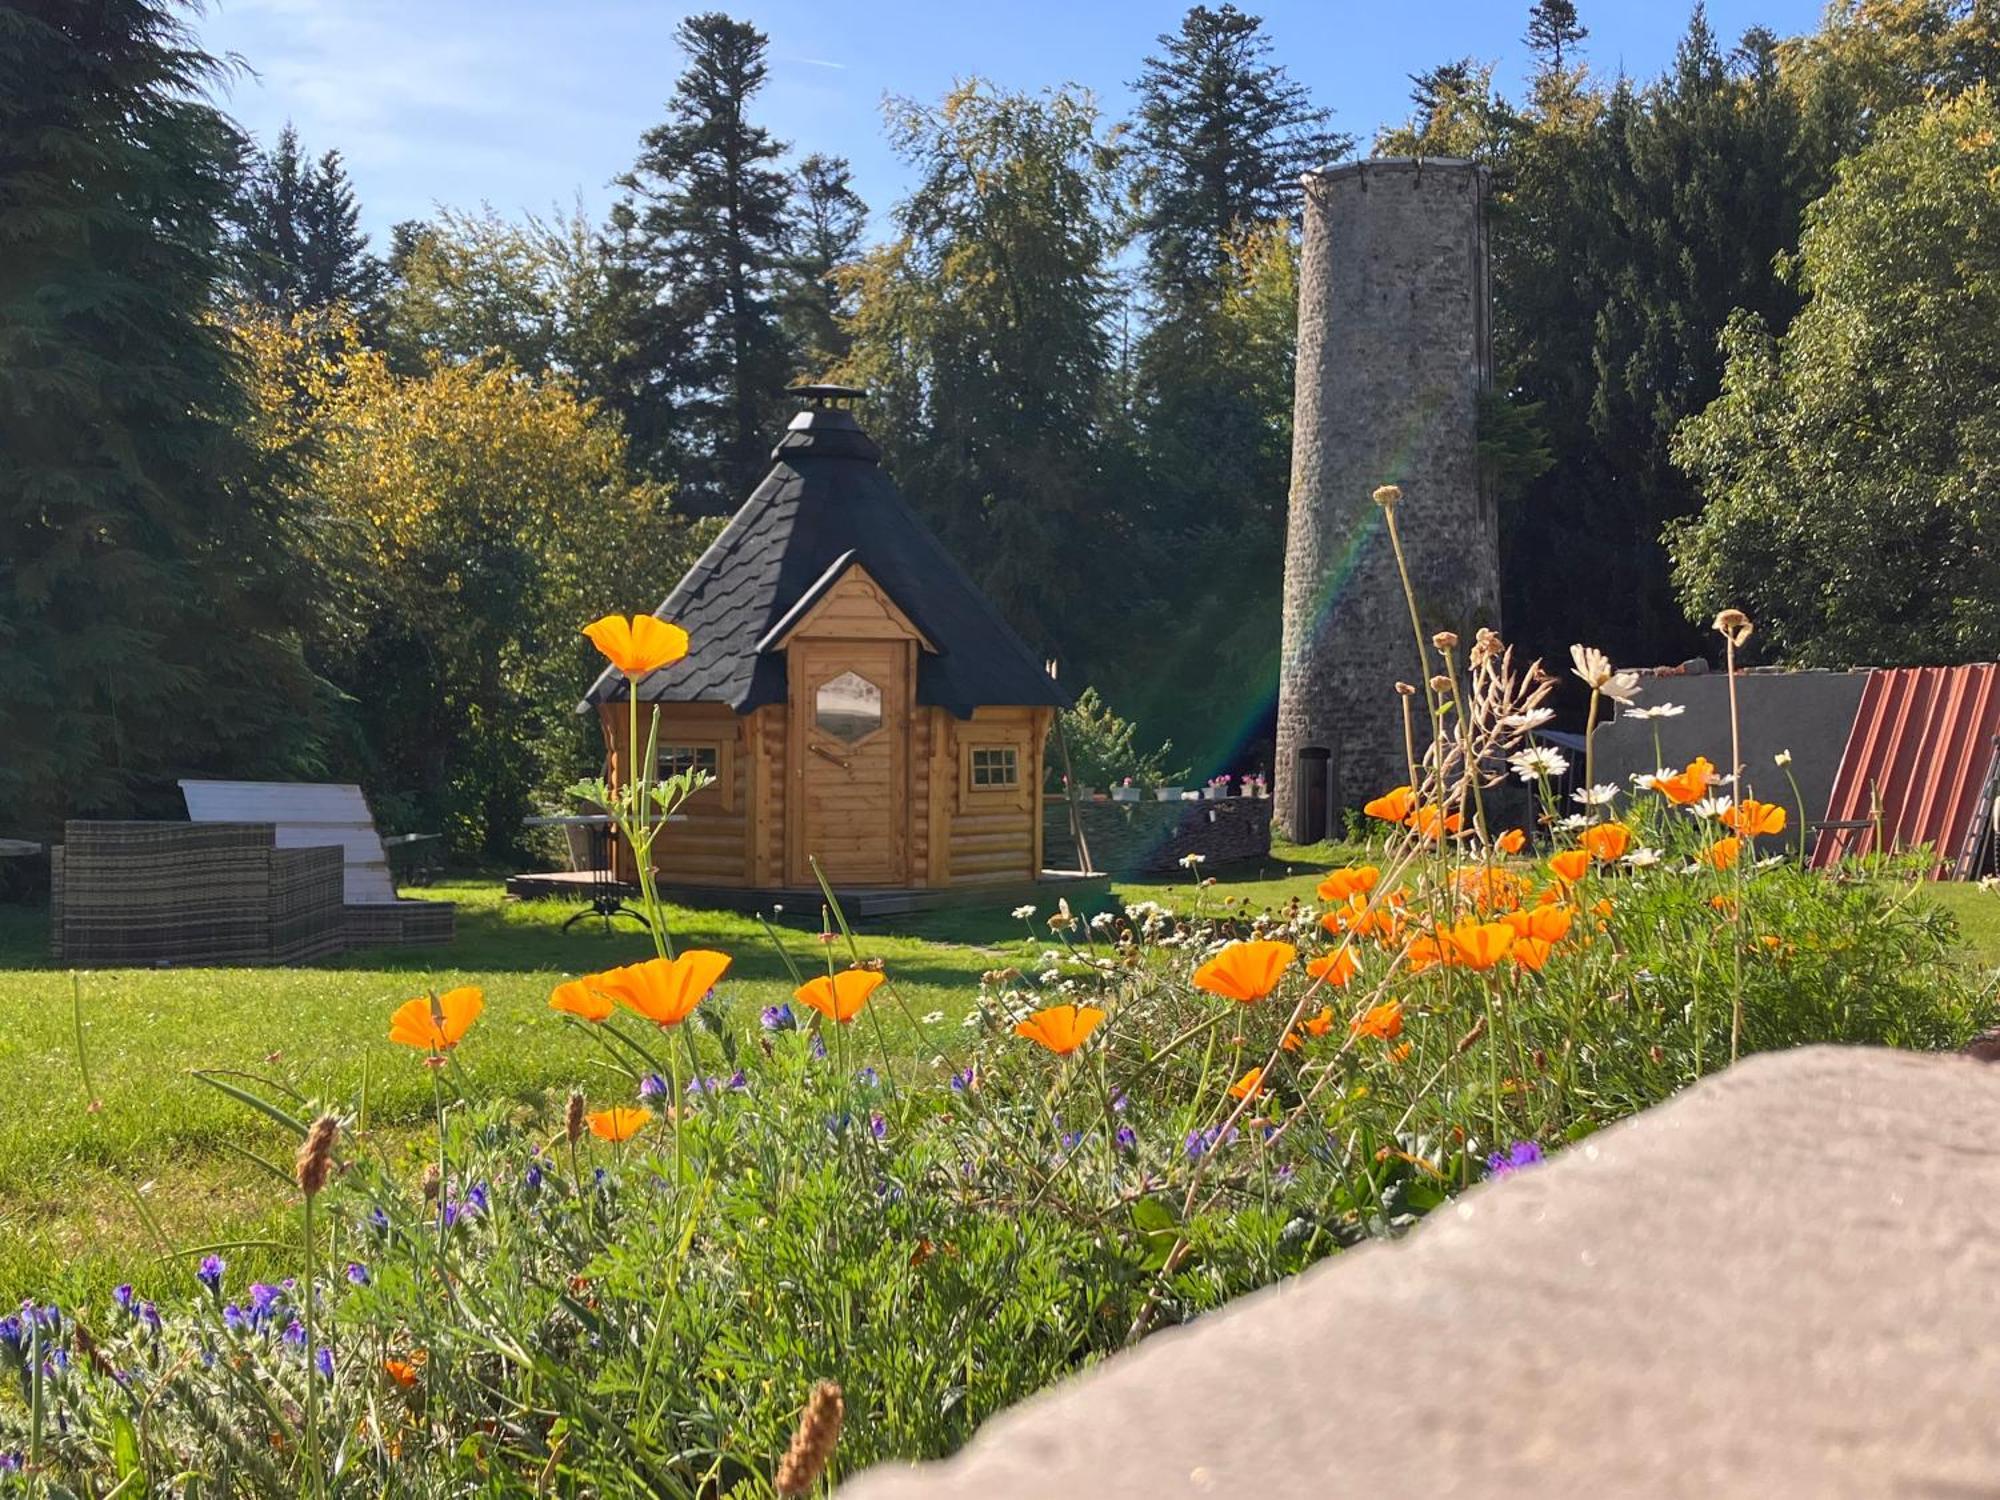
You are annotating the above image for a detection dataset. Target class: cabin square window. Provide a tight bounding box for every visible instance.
[658,744,720,780]
[969,746,1020,789]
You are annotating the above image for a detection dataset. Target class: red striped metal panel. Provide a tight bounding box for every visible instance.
[1811,665,2000,877]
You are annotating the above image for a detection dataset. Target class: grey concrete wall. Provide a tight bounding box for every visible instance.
[1594,669,1867,850]
[845,1047,2000,1499]
[1275,158,1497,838]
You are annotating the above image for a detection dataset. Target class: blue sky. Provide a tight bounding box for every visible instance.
[193,0,1829,246]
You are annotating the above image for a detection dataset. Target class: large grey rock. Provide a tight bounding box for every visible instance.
[844,1047,2000,1499]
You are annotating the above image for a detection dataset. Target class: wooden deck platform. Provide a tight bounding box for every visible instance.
[503,868,1112,919]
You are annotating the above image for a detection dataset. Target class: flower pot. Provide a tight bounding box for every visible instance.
[1203,786,1225,801]
[1155,787,1183,802]
[1112,787,1140,804]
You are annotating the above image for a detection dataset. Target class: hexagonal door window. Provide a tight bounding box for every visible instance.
[815,670,883,744]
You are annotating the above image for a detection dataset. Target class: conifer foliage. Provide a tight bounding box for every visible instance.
[0,0,321,832]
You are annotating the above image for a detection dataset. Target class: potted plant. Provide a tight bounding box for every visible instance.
[1204,774,1230,801]
[1112,776,1141,804]
[1154,781,1184,801]
[1246,774,1269,799]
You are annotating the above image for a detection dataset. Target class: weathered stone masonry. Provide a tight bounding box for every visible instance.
[1275,158,1497,839]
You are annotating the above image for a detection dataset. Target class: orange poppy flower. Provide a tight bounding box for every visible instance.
[1547,849,1590,886]
[1709,893,1737,915]
[1403,933,1446,974]
[1504,904,1573,945]
[1579,823,1632,863]
[1228,1066,1266,1100]
[581,613,689,678]
[1457,865,1526,911]
[1496,828,1527,855]
[1409,804,1464,841]
[1591,897,1615,920]
[1727,800,1787,837]
[1316,865,1380,903]
[1363,785,1416,824]
[1301,1006,1336,1038]
[794,968,885,1025]
[1013,1003,1106,1056]
[1701,836,1742,871]
[1653,756,1717,807]
[596,951,732,1028]
[1350,1000,1404,1041]
[549,977,615,1023]
[1191,940,1297,1003]
[1511,936,1555,972]
[1306,947,1360,987]
[1387,1041,1414,1064]
[1440,919,1516,971]
[383,1352,426,1388]
[587,1106,652,1142]
[388,987,483,1053]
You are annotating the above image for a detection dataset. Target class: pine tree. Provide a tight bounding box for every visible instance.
[610,12,796,510]
[234,122,381,312]
[1524,0,1589,73]
[1129,3,1350,306]
[784,153,868,375]
[0,0,323,832]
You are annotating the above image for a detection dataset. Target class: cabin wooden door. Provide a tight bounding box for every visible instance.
[789,640,909,886]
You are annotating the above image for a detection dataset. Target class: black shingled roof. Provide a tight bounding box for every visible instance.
[581,393,1069,718]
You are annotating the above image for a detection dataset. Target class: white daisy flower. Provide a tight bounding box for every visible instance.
[1510,746,1570,781]
[1689,795,1735,822]
[1570,643,1642,705]
[1650,703,1685,717]
[922,1011,945,1025]
[1630,768,1671,790]
[1623,847,1663,868]
[1011,904,1037,921]
[1502,707,1556,731]
[1570,783,1619,807]
[1773,749,1793,767]
[1178,852,1207,868]
[1555,813,1590,833]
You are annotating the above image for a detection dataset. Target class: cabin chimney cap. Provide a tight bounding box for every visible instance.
[787,383,869,408]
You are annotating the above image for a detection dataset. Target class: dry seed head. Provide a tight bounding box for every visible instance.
[776,1380,845,1497]
[1429,674,1453,696]
[1712,608,1754,648]
[1394,681,1417,697]
[1371,484,1402,509]
[297,1114,338,1197]
[1431,630,1459,653]
[565,1089,586,1145]
[420,1162,441,1202]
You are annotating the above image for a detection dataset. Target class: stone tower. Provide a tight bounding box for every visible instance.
[1275,157,1497,841]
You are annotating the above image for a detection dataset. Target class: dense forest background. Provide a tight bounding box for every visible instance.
[5,0,1999,858]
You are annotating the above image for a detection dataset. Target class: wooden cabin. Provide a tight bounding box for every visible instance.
[580,386,1068,893]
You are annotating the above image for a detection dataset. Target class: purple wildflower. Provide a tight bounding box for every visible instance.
[467,1182,490,1215]
[1274,1163,1297,1188]
[856,1066,879,1088]
[140,1302,161,1332]
[282,1318,306,1349]
[0,1315,22,1354]
[222,1305,248,1336]
[315,1346,334,1379]
[724,1069,748,1091]
[368,1207,390,1233]
[113,1284,135,1315]
[524,1161,544,1193]
[197,1255,225,1291]
[950,1066,975,1092]
[760,1002,795,1032]
[1114,1125,1137,1152]
[345,1263,370,1287]
[1486,1139,1545,1177]
[638,1073,669,1101]
[810,1031,827,1060]
[869,1111,887,1140]
[0,1452,20,1472]
[247,1283,282,1322]
[1110,1087,1129,1113]
[1061,1129,1083,1152]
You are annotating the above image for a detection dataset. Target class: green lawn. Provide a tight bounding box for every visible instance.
[0,847,1992,1303]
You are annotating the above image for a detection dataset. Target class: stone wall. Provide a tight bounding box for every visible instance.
[1593,667,1868,854]
[1042,796,1272,876]
[1276,158,1497,838]
[846,1047,2000,1499]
